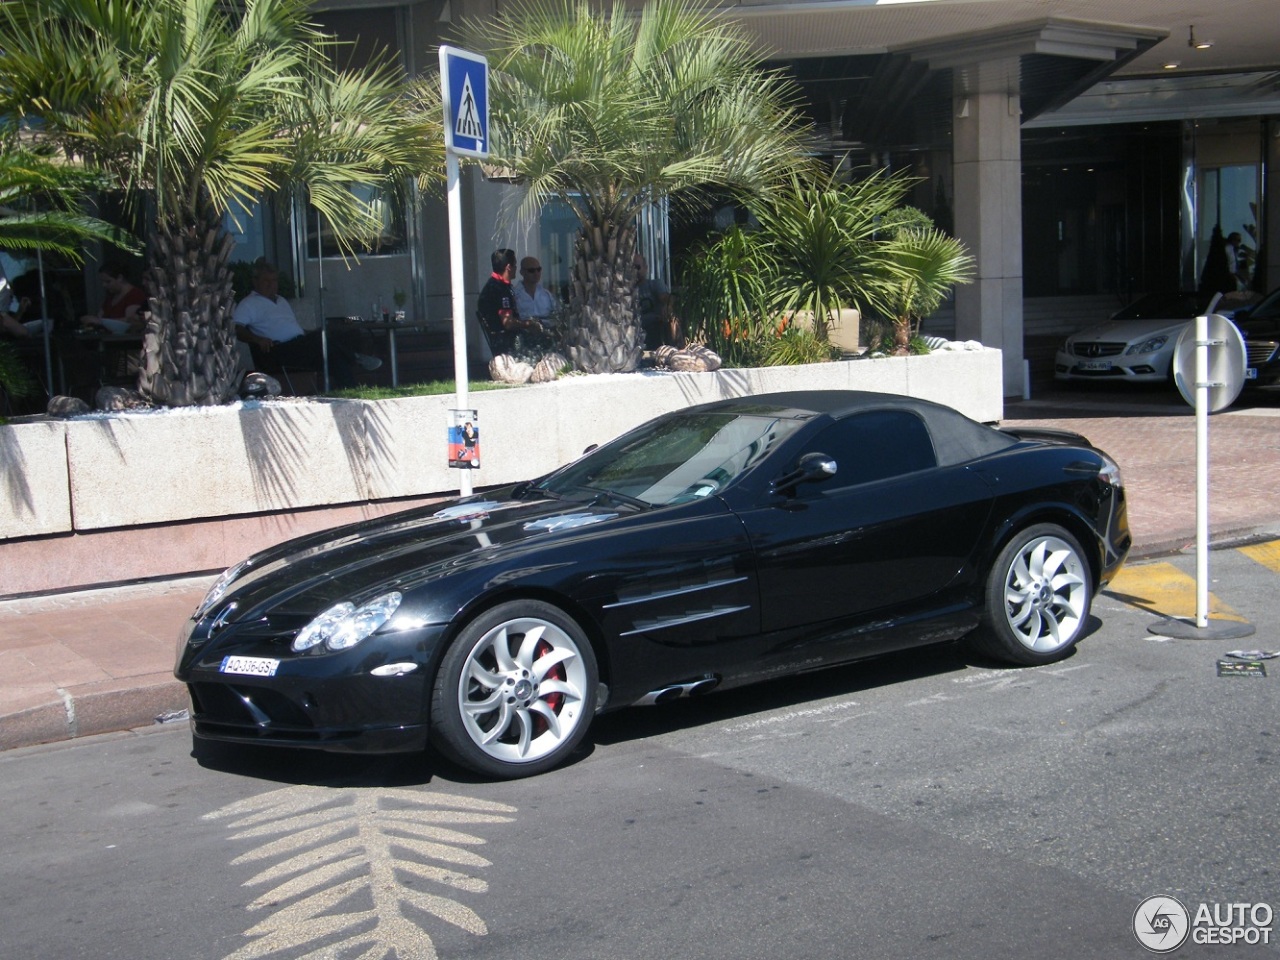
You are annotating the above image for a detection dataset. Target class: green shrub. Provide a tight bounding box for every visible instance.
[758,326,842,365]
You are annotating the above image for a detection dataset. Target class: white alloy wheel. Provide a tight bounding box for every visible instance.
[972,524,1093,665]
[1002,534,1088,652]
[432,601,597,778]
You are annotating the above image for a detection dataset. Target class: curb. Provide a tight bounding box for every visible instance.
[1125,523,1280,563]
[0,673,188,752]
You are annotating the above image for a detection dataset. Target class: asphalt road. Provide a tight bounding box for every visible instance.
[2,544,1276,960]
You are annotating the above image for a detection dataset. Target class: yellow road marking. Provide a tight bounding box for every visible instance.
[1104,562,1247,622]
[1239,540,1280,574]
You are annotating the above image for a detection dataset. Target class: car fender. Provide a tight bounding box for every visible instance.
[980,498,1109,591]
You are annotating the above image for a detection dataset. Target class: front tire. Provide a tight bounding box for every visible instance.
[431,600,598,779]
[970,524,1092,665]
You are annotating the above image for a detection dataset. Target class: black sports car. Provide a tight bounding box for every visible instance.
[175,391,1131,779]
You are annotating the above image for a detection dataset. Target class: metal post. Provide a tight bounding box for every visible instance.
[1194,311,1209,628]
[447,151,472,497]
[315,208,330,392]
[36,248,53,397]
[1152,307,1254,641]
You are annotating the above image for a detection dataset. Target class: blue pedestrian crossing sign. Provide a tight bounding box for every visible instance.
[439,45,489,159]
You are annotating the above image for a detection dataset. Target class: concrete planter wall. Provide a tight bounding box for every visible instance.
[1,349,1001,596]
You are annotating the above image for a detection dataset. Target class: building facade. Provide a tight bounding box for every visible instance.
[283,0,1280,396]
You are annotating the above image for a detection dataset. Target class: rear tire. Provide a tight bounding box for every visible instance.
[969,524,1092,665]
[431,600,597,779]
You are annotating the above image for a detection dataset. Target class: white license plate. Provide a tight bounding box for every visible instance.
[1246,367,1258,380]
[220,655,280,677]
[1078,360,1112,372]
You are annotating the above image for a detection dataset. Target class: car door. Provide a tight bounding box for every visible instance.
[738,409,995,658]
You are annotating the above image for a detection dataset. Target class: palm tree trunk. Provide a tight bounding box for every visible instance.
[137,202,242,406]
[893,314,913,355]
[563,218,642,374]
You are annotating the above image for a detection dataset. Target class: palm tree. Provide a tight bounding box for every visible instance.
[681,167,949,349]
[450,0,812,374]
[881,223,974,354]
[745,168,917,342]
[0,0,443,406]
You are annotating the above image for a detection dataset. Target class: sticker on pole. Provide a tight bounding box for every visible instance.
[448,409,480,469]
[440,46,489,159]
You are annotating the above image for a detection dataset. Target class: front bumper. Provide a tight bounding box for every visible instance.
[1244,338,1280,386]
[1054,348,1172,383]
[176,620,450,754]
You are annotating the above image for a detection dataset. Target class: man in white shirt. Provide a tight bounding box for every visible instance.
[234,260,380,389]
[514,256,557,325]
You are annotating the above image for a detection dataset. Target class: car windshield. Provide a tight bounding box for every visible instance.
[1112,292,1212,321]
[1246,289,1280,320]
[537,412,804,507]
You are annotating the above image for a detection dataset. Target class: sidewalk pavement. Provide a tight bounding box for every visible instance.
[3,389,1278,753]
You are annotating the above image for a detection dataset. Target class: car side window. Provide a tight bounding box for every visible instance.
[802,410,938,488]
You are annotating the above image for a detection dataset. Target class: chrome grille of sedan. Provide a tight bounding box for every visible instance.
[1246,339,1278,365]
[1070,342,1126,358]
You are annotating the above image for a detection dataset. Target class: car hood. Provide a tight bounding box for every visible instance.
[203,489,649,621]
[1237,312,1280,339]
[1067,317,1190,343]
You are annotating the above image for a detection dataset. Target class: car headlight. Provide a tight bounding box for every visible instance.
[1126,335,1169,355]
[195,559,251,619]
[1098,452,1124,488]
[292,591,403,652]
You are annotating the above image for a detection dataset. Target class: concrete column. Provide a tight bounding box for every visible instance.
[951,58,1024,397]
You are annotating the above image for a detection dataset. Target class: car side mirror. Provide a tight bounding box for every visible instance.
[773,452,837,494]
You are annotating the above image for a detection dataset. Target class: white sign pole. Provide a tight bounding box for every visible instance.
[447,150,472,498]
[441,46,488,498]
[1155,308,1253,641]
[1193,311,1209,628]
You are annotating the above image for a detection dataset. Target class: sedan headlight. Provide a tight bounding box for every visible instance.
[292,592,403,652]
[1126,335,1169,356]
[195,559,251,619]
[1098,452,1124,488]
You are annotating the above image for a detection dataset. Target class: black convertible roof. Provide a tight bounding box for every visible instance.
[691,390,1019,467]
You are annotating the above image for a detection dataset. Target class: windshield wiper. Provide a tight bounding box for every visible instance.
[513,481,558,500]
[570,484,650,510]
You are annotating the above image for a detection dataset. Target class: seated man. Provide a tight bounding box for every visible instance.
[234,260,380,390]
[514,256,557,325]
[477,248,553,356]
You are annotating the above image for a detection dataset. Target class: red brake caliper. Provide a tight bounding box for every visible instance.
[533,638,565,734]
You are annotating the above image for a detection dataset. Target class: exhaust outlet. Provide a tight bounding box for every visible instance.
[636,676,720,706]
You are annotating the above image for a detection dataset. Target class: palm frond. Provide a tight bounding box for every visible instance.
[0,148,137,259]
[455,0,812,235]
